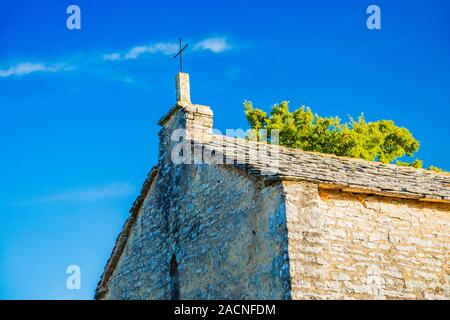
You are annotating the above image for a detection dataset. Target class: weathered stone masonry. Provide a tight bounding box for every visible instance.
[96,73,450,300]
[284,182,449,299]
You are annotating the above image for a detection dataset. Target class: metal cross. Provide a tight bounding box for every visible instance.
[173,38,189,73]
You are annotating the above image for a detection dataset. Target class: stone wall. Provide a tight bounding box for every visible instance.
[102,163,291,299]
[283,181,450,300]
[97,73,449,300]
[100,102,291,299]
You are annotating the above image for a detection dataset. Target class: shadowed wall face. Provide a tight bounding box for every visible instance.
[101,104,291,300]
[103,163,291,299]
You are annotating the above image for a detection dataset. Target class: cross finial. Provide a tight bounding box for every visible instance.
[173,38,189,73]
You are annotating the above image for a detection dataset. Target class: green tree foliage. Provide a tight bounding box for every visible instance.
[244,100,445,172]
[396,159,423,169]
[428,165,445,173]
[396,160,446,172]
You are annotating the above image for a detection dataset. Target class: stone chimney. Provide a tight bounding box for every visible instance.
[176,72,191,104]
[158,73,213,164]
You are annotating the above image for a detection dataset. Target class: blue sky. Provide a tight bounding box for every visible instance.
[0,0,449,299]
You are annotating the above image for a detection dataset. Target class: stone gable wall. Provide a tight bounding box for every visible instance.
[103,164,291,299]
[102,103,291,299]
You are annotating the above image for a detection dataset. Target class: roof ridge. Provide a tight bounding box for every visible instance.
[207,134,450,177]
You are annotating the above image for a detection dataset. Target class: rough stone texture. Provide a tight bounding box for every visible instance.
[283,181,450,300]
[96,97,291,300]
[96,73,450,300]
[101,164,290,299]
[175,72,191,103]
[202,135,450,202]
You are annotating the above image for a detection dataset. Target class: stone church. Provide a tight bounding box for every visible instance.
[96,73,450,300]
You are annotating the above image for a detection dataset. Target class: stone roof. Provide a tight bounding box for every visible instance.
[202,134,450,202]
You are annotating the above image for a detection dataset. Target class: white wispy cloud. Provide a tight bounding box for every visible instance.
[124,43,179,59]
[103,37,231,62]
[0,62,74,78]
[104,42,179,61]
[193,37,231,53]
[102,53,121,61]
[20,182,135,205]
[1,36,232,79]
